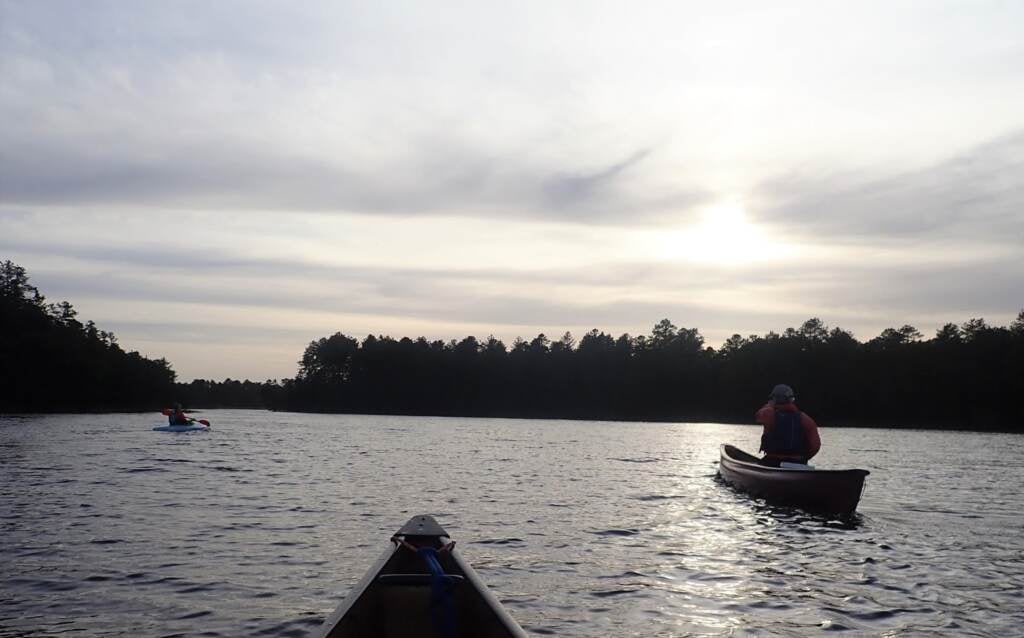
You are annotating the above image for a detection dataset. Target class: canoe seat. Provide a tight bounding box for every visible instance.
[376,573,465,587]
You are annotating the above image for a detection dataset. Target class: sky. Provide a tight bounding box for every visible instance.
[2,1,1023,381]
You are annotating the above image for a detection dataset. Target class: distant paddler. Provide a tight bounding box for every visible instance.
[161,403,210,427]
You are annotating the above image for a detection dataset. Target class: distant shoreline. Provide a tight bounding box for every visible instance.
[4,407,1019,434]
[6,260,1022,435]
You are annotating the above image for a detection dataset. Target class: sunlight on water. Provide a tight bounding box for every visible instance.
[1,412,1022,637]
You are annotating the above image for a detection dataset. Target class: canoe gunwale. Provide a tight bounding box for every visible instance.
[313,540,400,638]
[721,444,869,478]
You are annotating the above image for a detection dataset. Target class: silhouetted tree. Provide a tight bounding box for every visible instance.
[1,260,176,412]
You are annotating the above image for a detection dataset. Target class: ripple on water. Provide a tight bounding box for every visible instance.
[590,588,641,598]
[609,457,663,463]
[473,537,526,545]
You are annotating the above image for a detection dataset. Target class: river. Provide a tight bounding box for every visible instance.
[1,411,1021,636]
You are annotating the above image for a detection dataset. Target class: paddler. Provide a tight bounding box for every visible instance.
[756,384,821,466]
[162,403,190,426]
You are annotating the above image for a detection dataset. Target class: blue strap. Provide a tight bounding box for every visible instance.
[417,547,456,638]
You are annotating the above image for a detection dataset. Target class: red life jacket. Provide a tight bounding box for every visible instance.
[761,409,808,456]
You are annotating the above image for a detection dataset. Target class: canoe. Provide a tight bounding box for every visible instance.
[718,444,869,515]
[152,423,209,432]
[314,514,527,638]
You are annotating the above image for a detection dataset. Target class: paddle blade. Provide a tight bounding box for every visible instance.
[198,419,211,427]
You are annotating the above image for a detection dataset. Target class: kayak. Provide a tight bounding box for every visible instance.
[314,514,527,638]
[718,444,869,516]
[153,423,209,432]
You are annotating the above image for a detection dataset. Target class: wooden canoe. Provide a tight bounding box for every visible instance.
[718,444,869,516]
[314,515,528,638]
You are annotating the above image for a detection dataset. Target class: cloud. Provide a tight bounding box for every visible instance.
[543,149,649,207]
[0,123,705,223]
[0,2,711,224]
[754,131,1024,242]
[7,220,1022,381]
[5,3,1024,228]
[9,225,1019,333]
[101,320,316,346]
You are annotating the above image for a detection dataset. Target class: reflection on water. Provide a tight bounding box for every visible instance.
[1,411,1022,636]
[715,474,866,530]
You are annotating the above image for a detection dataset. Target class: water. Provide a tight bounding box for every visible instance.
[1,411,1022,637]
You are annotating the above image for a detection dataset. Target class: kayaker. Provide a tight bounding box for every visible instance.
[756,384,821,466]
[162,403,190,426]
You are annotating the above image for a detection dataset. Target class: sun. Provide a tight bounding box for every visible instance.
[654,200,765,266]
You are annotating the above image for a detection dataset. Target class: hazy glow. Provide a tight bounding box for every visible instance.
[690,201,761,265]
[2,2,1023,380]
[6,204,1023,380]
[654,201,783,266]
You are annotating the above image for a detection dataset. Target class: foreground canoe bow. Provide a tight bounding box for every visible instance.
[719,445,869,516]
[315,515,527,638]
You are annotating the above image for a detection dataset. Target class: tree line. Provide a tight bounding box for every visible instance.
[175,378,278,409]
[3,259,1022,430]
[274,315,1024,431]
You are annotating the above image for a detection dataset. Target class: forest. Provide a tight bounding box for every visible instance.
[0,260,176,412]
[274,315,1024,431]
[2,260,1022,430]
